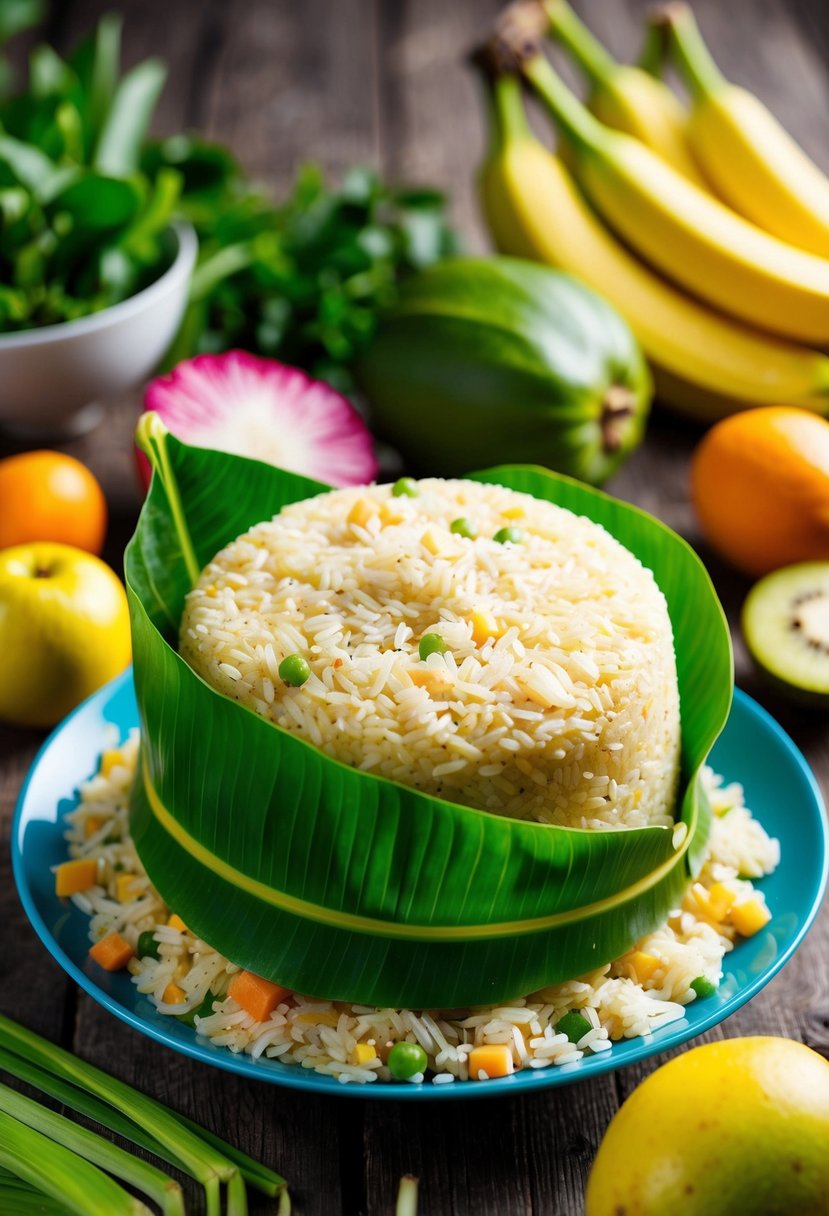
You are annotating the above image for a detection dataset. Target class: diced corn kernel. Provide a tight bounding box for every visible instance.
[167,914,188,933]
[350,1043,377,1066]
[468,1044,514,1079]
[420,526,443,555]
[115,873,140,903]
[731,898,771,938]
[627,951,661,983]
[379,500,404,527]
[471,609,500,646]
[293,1010,340,1027]
[55,858,98,897]
[409,667,453,695]
[83,816,104,839]
[707,881,737,919]
[501,505,525,520]
[347,498,375,528]
[162,982,186,1005]
[100,749,123,777]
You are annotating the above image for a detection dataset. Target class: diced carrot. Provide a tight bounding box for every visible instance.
[350,1043,377,1066]
[469,1044,514,1080]
[55,859,98,897]
[83,816,104,839]
[731,898,772,938]
[627,951,661,983]
[162,982,186,1005]
[89,932,134,972]
[166,914,188,933]
[100,749,123,776]
[228,970,291,1022]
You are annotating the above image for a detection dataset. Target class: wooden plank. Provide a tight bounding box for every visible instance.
[376,0,505,251]
[198,0,379,195]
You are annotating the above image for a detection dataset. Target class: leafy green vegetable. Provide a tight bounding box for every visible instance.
[0,11,456,382]
[0,16,178,332]
[150,143,458,391]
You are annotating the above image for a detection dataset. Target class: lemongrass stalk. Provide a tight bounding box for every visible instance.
[226,1168,249,1216]
[0,1166,72,1215]
[396,1175,419,1216]
[0,1109,151,1216]
[0,1014,231,1209]
[0,1081,184,1216]
[0,1044,288,1200]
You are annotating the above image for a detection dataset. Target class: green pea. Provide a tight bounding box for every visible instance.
[279,653,311,686]
[419,633,448,661]
[493,526,523,545]
[392,477,418,498]
[555,1011,592,1045]
[450,517,478,539]
[690,975,718,999]
[388,1040,428,1080]
[177,990,219,1028]
[136,930,160,961]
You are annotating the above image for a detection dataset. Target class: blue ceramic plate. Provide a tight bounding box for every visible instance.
[12,671,828,1101]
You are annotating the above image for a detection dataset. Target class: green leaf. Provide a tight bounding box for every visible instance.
[0,0,45,45]
[94,58,166,177]
[125,424,732,1008]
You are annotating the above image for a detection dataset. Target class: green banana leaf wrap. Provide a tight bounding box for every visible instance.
[126,419,732,1007]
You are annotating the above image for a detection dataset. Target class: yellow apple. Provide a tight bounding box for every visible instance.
[0,542,131,728]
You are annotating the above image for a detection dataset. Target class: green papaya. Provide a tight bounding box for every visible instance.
[356,256,652,484]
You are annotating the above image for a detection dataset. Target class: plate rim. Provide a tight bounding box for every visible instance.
[11,670,829,1101]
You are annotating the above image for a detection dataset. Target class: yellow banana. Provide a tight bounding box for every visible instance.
[543,0,708,188]
[662,3,829,258]
[478,75,829,422]
[519,52,829,345]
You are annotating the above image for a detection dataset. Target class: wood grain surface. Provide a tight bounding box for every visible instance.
[1,1,828,1213]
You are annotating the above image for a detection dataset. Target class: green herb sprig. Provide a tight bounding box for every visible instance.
[150,139,459,392]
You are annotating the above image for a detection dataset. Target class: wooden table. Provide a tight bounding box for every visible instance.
[3,1,829,1212]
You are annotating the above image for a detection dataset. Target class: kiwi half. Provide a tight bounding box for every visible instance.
[742,562,829,707]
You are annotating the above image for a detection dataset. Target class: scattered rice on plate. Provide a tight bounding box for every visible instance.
[60,731,780,1086]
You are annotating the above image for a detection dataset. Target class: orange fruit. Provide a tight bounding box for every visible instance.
[690,407,829,577]
[0,451,107,555]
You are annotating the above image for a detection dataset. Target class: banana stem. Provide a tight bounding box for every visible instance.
[636,19,667,78]
[490,73,533,148]
[658,3,725,99]
[521,54,608,154]
[543,0,616,87]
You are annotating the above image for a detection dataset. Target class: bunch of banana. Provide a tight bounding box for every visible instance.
[476,2,829,421]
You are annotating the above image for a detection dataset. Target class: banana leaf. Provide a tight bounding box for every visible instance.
[125,416,732,1007]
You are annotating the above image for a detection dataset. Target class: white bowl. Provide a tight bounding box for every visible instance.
[0,222,198,438]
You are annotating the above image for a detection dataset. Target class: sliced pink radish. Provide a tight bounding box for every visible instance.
[138,351,378,490]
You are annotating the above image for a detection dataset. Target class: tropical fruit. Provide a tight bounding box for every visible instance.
[356,256,651,485]
[586,1037,829,1215]
[742,563,829,707]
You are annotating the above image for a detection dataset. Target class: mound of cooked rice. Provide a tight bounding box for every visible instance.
[62,735,780,1086]
[180,479,680,829]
